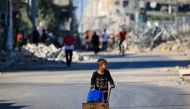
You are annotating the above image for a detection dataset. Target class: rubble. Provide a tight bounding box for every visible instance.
[179,65,190,77]
[128,23,190,53]
[165,65,190,84]
[0,43,89,69]
[23,43,87,62]
[172,65,190,84]
[153,39,190,52]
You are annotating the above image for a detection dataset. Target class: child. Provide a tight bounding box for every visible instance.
[90,58,115,103]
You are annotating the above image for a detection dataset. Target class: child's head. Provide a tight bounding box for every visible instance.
[97,58,107,68]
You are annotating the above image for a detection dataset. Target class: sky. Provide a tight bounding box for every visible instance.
[72,0,87,22]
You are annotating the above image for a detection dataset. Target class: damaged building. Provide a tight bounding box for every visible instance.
[79,0,190,33]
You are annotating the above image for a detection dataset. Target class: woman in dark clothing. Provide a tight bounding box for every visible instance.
[91,31,100,54]
[90,58,115,103]
[41,29,47,43]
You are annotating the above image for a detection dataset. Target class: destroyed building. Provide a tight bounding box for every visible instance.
[78,0,190,33]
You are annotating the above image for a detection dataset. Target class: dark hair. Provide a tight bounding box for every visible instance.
[97,58,107,67]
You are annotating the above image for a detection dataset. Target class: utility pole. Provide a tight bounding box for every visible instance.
[174,0,178,33]
[0,0,8,51]
[80,0,83,34]
[7,0,13,50]
[27,0,36,29]
[31,0,36,29]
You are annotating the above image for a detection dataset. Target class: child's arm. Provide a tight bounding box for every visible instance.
[90,72,96,90]
[107,70,115,88]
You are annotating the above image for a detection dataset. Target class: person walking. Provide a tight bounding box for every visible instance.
[118,28,127,53]
[102,29,108,50]
[84,31,91,51]
[101,29,108,51]
[16,32,22,52]
[63,31,75,67]
[32,27,40,44]
[41,29,48,43]
[91,31,100,54]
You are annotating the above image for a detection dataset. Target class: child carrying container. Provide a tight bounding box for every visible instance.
[89,58,115,103]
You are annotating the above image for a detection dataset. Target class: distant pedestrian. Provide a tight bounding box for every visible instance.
[84,31,91,51]
[32,27,40,44]
[101,29,108,50]
[41,29,48,43]
[91,31,100,54]
[108,33,115,49]
[16,32,22,52]
[118,28,127,53]
[63,31,75,67]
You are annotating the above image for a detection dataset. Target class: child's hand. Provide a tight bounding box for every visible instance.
[111,84,115,89]
[90,85,94,90]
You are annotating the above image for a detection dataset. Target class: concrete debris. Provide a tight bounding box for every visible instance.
[177,65,190,83]
[128,25,190,52]
[179,65,190,76]
[153,38,190,52]
[22,43,86,62]
[0,43,88,67]
[165,65,190,84]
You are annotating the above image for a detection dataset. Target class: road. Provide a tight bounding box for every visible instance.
[0,51,190,109]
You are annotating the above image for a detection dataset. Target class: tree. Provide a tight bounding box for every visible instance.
[35,0,58,32]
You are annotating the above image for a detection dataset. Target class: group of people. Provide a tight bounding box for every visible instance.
[62,28,128,69]
[84,29,109,54]
[87,29,127,102]
[16,29,116,102]
[87,30,128,103]
[15,27,127,68]
[16,27,40,52]
[83,28,128,54]
[16,27,61,52]
[15,28,74,67]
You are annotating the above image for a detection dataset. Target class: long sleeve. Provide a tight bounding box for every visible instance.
[106,70,114,85]
[91,72,96,86]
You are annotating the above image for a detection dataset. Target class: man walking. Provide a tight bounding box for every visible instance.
[63,31,75,67]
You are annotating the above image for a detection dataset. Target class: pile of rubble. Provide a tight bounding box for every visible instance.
[0,43,89,66]
[179,65,190,77]
[128,23,190,53]
[127,36,190,54]
[153,36,190,53]
[178,65,190,83]
[22,43,90,62]
[165,65,190,84]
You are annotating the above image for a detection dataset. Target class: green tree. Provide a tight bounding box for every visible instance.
[36,0,57,31]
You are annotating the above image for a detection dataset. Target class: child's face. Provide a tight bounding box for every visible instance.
[100,63,107,70]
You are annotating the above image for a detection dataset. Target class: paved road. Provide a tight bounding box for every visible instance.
[0,52,190,109]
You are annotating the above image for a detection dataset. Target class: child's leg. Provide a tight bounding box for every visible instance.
[103,92,108,103]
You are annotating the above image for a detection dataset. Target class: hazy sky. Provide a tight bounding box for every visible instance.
[73,0,87,22]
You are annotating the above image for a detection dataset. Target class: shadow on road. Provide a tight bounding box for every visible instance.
[110,83,190,109]
[1,53,189,72]
[0,100,28,109]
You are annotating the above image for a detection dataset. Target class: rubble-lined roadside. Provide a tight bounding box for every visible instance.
[178,65,190,83]
[153,36,190,52]
[1,34,190,72]
[0,43,90,71]
[127,34,190,54]
[166,65,190,83]
[22,43,86,62]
